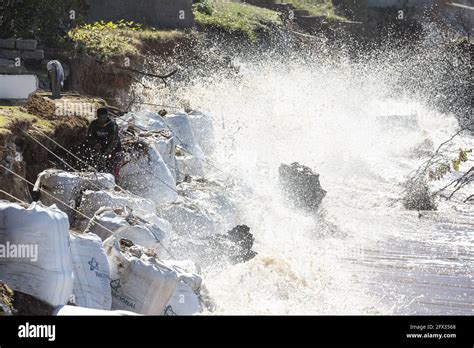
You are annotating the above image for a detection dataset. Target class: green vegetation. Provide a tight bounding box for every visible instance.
[0,282,14,315]
[0,107,54,131]
[0,0,88,46]
[193,0,282,42]
[281,0,345,20]
[68,20,185,60]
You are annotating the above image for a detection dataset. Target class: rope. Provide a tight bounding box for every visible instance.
[0,164,174,259]
[29,126,134,194]
[19,128,111,196]
[28,126,194,208]
[30,125,204,210]
[0,189,26,204]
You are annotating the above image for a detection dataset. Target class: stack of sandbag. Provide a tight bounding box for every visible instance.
[188,110,216,156]
[120,135,178,206]
[159,178,238,237]
[69,232,112,310]
[0,201,74,307]
[33,169,115,222]
[84,207,166,249]
[76,189,156,231]
[164,112,206,180]
[105,238,179,315]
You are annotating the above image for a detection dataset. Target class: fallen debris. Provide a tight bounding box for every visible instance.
[0,281,14,315]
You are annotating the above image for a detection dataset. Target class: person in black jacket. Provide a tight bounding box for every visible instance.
[87,107,122,179]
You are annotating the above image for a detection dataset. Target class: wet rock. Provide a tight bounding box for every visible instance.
[278,162,327,212]
[403,179,437,211]
[169,225,257,266]
[223,225,257,263]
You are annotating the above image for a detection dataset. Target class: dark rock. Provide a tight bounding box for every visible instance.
[278,162,326,212]
[225,225,257,262]
[12,291,54,316]
[209,225,257,264]
[403,179,437,211]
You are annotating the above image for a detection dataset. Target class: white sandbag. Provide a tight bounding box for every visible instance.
[34,169,115,221]
[77,189,156,231]
[53,305,140,316]
[141,213,175,236]
[162,282,201,316]
[119,110,168,132]
[85,207,166,248]
[105,239,179,314]
[159,179,238,237]
[188,110,216,155]
[176,153,205,181]
[0,201,73,307]
[152,133,178,180]
[121,136,178,205]
[70,233,112,310]
[164,112,204,159]
[164,259,202,292]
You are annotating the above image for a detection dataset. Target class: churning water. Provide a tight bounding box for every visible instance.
[141,39,473,315]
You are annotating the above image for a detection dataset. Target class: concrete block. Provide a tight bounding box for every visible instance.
[0,58,15,67]
[0,74,38,99]
[0,49,21,59]
[21,49,44,60]
[15,39,37,51]
[0,38,16,49]
[85,0,194,29]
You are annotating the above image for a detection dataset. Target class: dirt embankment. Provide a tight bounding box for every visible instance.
[0,94,106,203]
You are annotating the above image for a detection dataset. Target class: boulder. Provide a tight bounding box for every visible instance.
[278,162,326,212]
